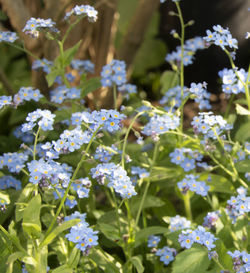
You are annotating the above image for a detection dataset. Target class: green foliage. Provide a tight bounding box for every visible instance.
[172,245,210,273]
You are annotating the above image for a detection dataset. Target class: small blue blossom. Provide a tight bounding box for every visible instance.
[32,58,53,74]
[166,37,205,67]
[0,96,12,109]
[101,60,127,87]
[22,109,55,132]
[0,31,18,43]
[203,211,220,229]
[65,212,98,254]
[191,112,232,140]
[148,235,161,248]
[169,215,191,232]
[204,25,238,50]
[177,174,210,196]
[71,60,95,74]
[23,17,58,38]
[64,5,98,22]
[189,82,211,110]
[0,175,22,190]
[131,166,149,179]
[13,87,43,106]
[155,246,177,265]
[179,226,217,250]
[142,113,180,137]
[90,163,136,199]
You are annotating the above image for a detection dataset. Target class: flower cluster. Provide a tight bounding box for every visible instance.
[50,86,81,104]
[142,113,180,137]
[169,148,203,172]
[166,37,205,66]
[32,58,53,74]
[177,174,210,196]
[218,68,247,95]
[90,163,136,199]
[189,82,211,109]
[226,187,250,223]
[27,159,72,186]
[100,60,127,87]
[13,87,43,106]
[22,109,55,132]
[23,18,58,38]
[0,175,21,190]
[94,145,119,163]
[49,126,91,155]
[71,177,91,199]
[71,60,95,74]
[65,5,98,22]
[71,109,126,133]
[131,166,149,179]
[228,250,250,273]
[179,226,217,250]
[13,126,34,143]
[155,246,177,265]
[169,215,191,232]
[0,152,28,173]
[0,31,18,43]
[65,212,98,254]
[118,84,137,100]
[159,85,189,111]
[203,211,220,230]
[204,25,238,50]
[191,112,232,140]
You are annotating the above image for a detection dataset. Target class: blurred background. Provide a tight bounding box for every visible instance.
[0,0,249,107]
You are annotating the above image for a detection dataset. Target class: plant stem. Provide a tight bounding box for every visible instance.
[33,126,41,161]
[183,192,192,220]
[121,111,145,168]
[135,142,159,226]
[175,2,185,133]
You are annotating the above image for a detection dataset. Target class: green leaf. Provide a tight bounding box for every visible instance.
[131,195,164,215]
[130,256,144,273]
[88,248,122,273]
[51,265,73,273]
[22,256,37,266]
[150,166,181,181]
[97,222,120,242]
[160,70,179,94]
[199,173,234,194]
[80,77,102,97]
[22,195,42,238]
[172,245,210,273]
[60,40,82,67]
[45,68,64,87]
[216,240,233,271]
[235,159,250,172]
[134,226,169,247]
[39,219,80,248]
[16,183,36,221]
[0,191,10,204]
[235,104,250,115]
[235,121,250,142]
[67,247,80,268]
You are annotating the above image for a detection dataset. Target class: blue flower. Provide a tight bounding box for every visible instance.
[0,96,12,109]
[64,5,98,22]
[0,31,18,43]
[100,60,127,87]
[169,215,191,232]
[148,235,161,248]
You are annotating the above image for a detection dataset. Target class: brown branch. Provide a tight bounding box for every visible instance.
[117,0,160,70]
